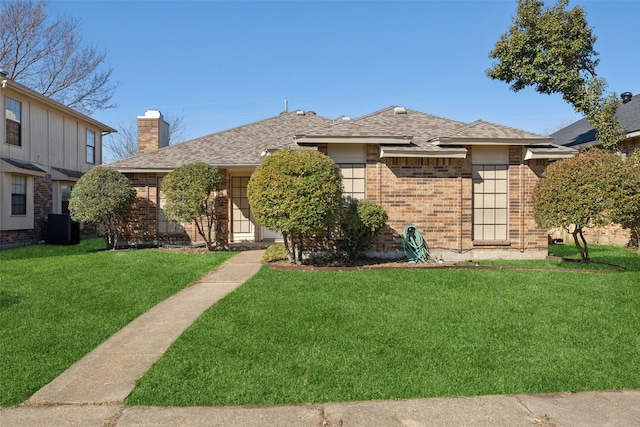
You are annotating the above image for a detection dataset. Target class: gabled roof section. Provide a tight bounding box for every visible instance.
[295,106,467,146]
[433,120,551,145]
[552,93,640,147]
[107,111,331,171]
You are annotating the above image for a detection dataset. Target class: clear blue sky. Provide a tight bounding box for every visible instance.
[49,0,640,146]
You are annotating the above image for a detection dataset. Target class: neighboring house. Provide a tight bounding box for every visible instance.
[0,72,116,249]
[109,106,575,260]
[552,92,640,154]
[552,92,640,246]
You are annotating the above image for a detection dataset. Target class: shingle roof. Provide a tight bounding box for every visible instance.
[108,105,558,172]
[443,120,549,141]
[552,93,640,147]
[107,111,331,170]
[297,106,549,145]
[296,106,466,145]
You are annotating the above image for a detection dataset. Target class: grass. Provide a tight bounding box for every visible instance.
[0,238,236,407]
[127,243,640,407]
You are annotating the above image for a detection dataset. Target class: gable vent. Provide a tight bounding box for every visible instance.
[394,107,407,115]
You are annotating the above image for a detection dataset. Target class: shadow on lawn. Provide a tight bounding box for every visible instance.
[0,240,107,262]
[0,291,22,309]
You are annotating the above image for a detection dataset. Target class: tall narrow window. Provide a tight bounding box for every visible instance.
[11,175,27,215]
[473,165,508,241]
[338,163,366,200]
[157,177,184,234]
[6,97,21,146]
[231,176,252,234]
[86,129,96,163]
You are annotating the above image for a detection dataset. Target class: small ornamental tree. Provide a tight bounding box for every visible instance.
[338,197,388,260]
[160,162,223,251]
[533,149,640,261]
[68,167,135,249]
[247,148,343,263]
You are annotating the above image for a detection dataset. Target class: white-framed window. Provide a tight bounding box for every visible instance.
[11,175,27,215]
[6,97,21,146]
[473,165,508,241]
[86,129,96,164]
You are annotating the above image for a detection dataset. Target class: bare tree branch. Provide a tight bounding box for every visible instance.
[0,0,117,114]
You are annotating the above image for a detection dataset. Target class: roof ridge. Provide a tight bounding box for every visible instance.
[449,119,548,138]
[181,110,331,143]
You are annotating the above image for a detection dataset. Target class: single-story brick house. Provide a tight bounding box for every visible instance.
[551,91,640,246]
[108,106,575,260]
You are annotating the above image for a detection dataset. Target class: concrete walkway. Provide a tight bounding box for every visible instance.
[2,249,639,426]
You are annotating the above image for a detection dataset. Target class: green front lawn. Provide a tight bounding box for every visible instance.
[127,244,640,406]
[0,239,235,407]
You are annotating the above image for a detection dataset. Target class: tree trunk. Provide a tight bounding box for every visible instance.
[572,226,590,261]
[282,231,295,263]
[297,235,304,264]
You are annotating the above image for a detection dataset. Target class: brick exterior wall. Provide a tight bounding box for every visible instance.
[118,145,549,259]
[121,170,230,248]
[364,145,548,260]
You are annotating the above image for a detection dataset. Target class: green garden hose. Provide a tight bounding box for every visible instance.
[402,225,437,263]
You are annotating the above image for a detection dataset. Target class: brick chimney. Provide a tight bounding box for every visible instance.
[137,109,169,154]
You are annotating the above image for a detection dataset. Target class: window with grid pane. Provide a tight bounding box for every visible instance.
[6,97,21,146]
[11,175,27,215]
[157,177,184,234]
[231,177,252,233]
[473,165,508,241]
[86,129,96,163]
[339,163,366,200]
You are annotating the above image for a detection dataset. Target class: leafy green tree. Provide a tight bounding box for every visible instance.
[68,167,135,249]
[487,0,625,148]
[533,149,640,260]
[160,162,223,251]
[247,148,343,263]
[338,197,388,260]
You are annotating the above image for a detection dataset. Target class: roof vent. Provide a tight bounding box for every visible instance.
[341,116,351,121]
[621,92,633,103]
[296,110,305,115]
[0,69,7,78]
[394,107,407,115]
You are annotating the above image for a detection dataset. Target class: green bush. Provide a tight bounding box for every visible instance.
[262,244,288,263]
[248,149,343,263]
[161,163,223,251]
[338,197,388,260]
[69,167,135,249]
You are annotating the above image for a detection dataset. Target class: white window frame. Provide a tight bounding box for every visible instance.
[86,129,96,164]
[5,97,22,147]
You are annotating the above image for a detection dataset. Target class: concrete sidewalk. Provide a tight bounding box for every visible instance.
[2,249,639,426]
